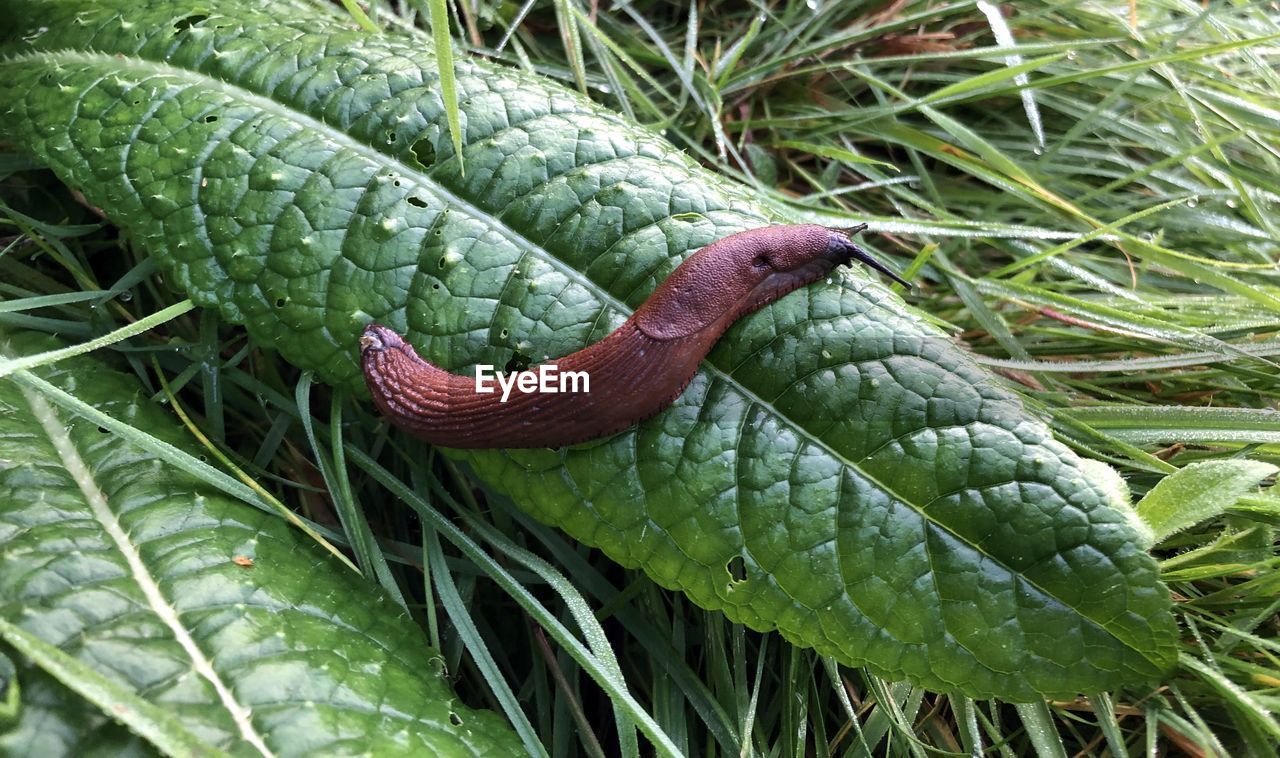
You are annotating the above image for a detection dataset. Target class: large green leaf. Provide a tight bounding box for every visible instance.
[0,0,1176,699]
[0,331,521,756]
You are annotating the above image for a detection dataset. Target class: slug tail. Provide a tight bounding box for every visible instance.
[360,323,459,430]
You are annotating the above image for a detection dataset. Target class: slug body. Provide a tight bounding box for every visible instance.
[361,224,904,448]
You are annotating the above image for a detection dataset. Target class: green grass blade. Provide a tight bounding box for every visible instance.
[0,618,231,758]
[428,0,465,176]
[1012,702,1068,758]
[0,300,193,379]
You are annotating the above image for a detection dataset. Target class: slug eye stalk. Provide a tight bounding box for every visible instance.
[846,241,912,288]
[826,225,912,288]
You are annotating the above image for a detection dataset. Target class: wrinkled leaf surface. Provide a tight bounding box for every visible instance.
[0,0,1177,699]
[0,331,520,756]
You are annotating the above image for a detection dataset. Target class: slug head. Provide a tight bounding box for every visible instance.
[820,225,911,288]
[634,223,908,340]
[736,224,910,315]
[733,223,909,289]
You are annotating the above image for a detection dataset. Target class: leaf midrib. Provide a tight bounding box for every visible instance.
[16,380,274,756]
[13,49,1149,663]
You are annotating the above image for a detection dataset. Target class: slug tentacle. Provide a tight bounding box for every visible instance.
[361,224,905,448]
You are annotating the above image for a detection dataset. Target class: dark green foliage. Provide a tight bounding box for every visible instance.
[0,0,1175,700]
[0,331,522,755]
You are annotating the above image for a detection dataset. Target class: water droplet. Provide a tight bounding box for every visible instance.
[1186,198,1198,208]
[1065,49,1078,61]
[1032,146,1044,156]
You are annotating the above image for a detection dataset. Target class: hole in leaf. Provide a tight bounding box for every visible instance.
[726,555,747,582]
[505,353,531,373]
[410,137,435,168]
[204,114,218,123]
[407,196,427,208]
[386,131,397,143]
[431,283,441,291]
[274,297,287,308]
[449,712,462,726]
[173,13,208,31]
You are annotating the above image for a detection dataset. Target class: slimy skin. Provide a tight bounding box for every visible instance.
[360,224,906,448]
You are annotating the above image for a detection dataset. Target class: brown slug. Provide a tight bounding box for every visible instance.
[360,223,907,448]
